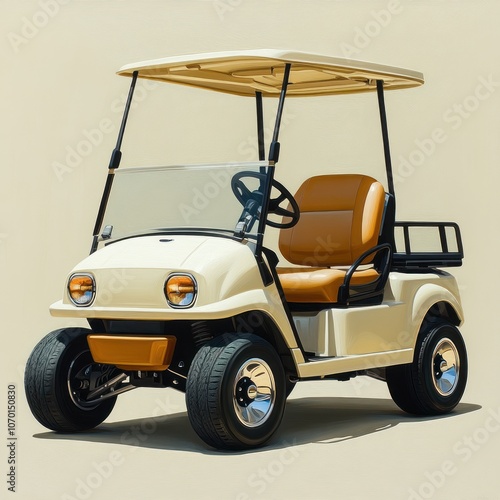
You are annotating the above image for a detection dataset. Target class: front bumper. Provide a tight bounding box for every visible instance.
[87,334,177,371]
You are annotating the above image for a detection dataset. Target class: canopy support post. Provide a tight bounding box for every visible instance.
[268,63,291,164]
[256,91,265,161]
[90,71,138,254]
[254,64,291,281]
[376,79,395,198]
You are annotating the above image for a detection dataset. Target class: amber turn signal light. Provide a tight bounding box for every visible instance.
[68,274,95,306]
[165,274,197,308]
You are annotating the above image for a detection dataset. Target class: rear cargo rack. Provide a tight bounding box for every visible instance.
[392,221,464,269]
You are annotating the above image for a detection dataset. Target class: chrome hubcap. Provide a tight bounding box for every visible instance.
[432,338,460,396]
[233,358,275,427]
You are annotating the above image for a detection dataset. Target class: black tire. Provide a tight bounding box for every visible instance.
[186,333,286,450]
[285,376,297,398]
[25,328,118,432]
[386,321,467,415]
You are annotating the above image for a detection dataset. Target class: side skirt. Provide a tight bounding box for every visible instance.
[296,348,413,379]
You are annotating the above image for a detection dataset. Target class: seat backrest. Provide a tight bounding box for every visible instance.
[279,174,386,267]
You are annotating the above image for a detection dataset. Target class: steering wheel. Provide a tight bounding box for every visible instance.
[231,171,299,229]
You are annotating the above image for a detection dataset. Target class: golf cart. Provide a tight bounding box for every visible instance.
[25,50,467,450]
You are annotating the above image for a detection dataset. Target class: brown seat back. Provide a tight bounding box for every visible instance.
[279,174,386,267]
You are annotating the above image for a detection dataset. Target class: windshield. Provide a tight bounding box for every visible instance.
[99,162,270,243]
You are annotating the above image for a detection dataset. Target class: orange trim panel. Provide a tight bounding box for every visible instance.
[87,335,177,371]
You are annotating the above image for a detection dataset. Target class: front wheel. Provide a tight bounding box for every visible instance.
[186,333,286,450]
[386,321,468,415]
[25,328,120,432]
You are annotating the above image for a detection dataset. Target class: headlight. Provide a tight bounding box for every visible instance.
[68,273,95,306]
[165,274,197,308]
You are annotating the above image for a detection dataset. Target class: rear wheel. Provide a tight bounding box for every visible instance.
[285,377,297,397]
[386,321,467,415]
[186,333,286,450]
[25,328,121,432]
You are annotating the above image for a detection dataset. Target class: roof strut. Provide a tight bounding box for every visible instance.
[376,80,395,197]
[255,91,265,161]
[90,70,138,254]
[253,64,291,284]
[268,63,291,163]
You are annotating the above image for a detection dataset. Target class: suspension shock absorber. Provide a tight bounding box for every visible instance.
[191,321,213,348]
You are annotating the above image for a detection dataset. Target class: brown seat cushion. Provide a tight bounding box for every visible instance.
[277,174,385,303]
[277,267,380,303]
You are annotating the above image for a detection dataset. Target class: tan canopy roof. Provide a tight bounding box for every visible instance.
[117,49,424,97]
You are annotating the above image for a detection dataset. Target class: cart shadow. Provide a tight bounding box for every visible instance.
[275,397,480,447]
[33,397,481,455]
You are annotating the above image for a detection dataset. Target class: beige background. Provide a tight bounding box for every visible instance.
[2,1,500,499]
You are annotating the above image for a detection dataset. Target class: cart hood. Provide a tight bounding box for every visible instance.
[57,235,265,310]
[77,235,230,270]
